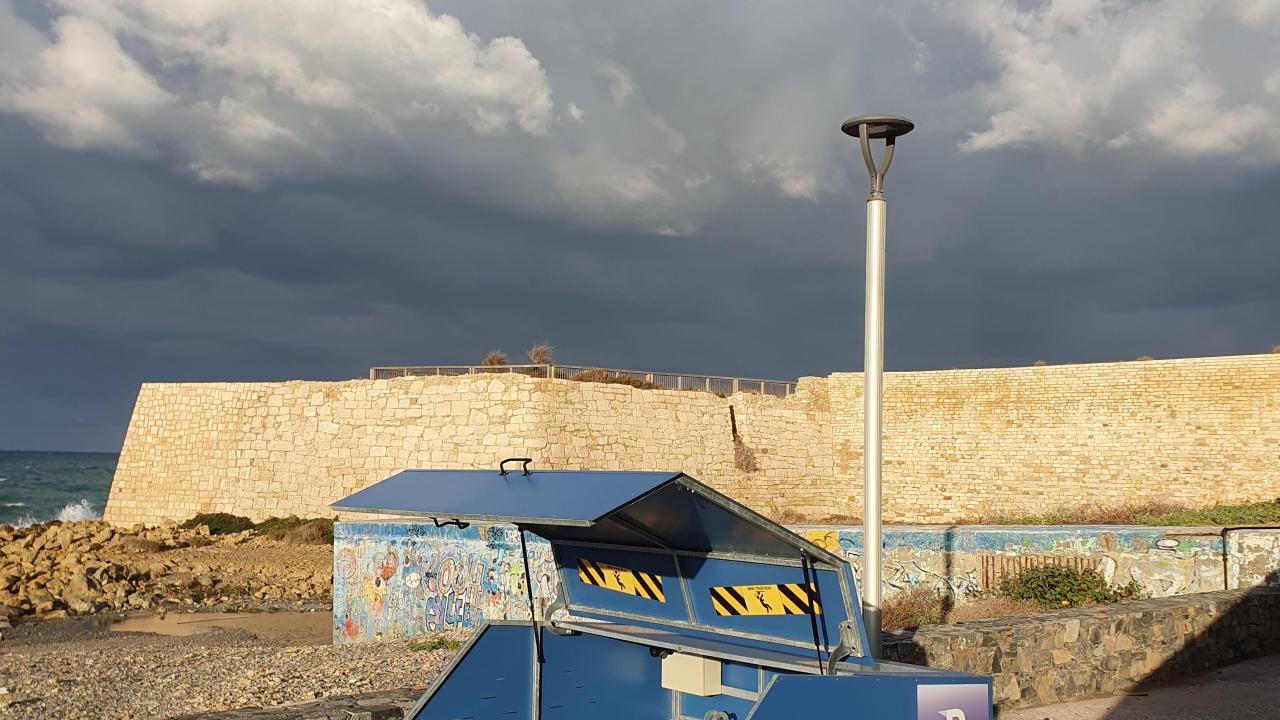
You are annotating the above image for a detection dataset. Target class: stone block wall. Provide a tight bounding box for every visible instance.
[105,354,1280,526]
[829,354,1280,523]
[105,374,832,524]
[884,587,1280,708]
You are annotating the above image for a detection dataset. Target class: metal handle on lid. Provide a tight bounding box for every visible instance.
[499,457,533,476]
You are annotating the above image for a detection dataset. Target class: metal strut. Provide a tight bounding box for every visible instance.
[519,528,543,720]
[800,553,825,675]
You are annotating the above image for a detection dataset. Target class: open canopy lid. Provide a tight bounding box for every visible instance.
[332,467,843,566]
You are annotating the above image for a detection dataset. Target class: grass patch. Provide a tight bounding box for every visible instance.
[1133,500,1280,526]
[180,513,335,544]
[408,636,464,652]
[181,513,255,535]
[253,516,335,544]
[986,498,1280,527]
[568,368,664,390]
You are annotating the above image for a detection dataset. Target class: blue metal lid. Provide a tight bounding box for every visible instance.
[331,468,842,565]
[332,468,677,527]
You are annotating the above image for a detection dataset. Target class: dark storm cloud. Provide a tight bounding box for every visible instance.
[1,0,1278,451]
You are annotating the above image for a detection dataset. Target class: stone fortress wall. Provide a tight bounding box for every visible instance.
[104,354,1280,526]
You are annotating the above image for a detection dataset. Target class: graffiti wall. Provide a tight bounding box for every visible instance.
[1226,528,1280,588]
[334,522,1280,643]
[798,525,1225,601]
[333,522,555,643]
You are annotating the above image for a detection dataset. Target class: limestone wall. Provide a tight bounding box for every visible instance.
[833,354,1280,522]
[104,373,831,524]
[105,354,1280,526]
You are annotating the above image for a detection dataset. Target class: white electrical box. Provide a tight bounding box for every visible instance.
[661,652,722,696]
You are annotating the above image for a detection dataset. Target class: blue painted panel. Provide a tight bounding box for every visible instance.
[556,545,689,623]
[681,555,850,648]
[749,673,992,720]
[720,660,760,692]
[333,469,677,524]
[540,628,669,720]
[679,691,755,720]
[413,623,533,720]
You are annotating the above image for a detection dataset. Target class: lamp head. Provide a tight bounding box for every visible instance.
[842,114,914,198]
[841,115,914,140]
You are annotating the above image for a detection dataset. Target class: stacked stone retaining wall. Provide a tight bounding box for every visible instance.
[883,587,1280,708]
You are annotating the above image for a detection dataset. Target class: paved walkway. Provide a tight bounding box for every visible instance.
[1001,654,1280,720]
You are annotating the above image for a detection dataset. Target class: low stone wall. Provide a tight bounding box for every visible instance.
[798,525,1225,599]
[333,522,556,643]
[884,587,1280,708]
[331,521,1280,644]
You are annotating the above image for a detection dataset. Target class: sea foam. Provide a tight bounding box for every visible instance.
[9,499,101,528]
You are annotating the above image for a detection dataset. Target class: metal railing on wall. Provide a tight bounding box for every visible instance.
[368,364,796,397]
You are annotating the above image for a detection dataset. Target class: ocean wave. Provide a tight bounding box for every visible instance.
[2,502,25,507]
[8,499,101,528]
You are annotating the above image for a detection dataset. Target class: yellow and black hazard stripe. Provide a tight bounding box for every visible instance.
[709,583,821,616]
[576,558,666,603]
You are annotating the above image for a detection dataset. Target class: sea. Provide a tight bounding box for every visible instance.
[0,450,118,527]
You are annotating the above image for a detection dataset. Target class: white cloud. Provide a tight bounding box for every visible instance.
[0,0,555,183]
[737,154,820,202]
[956,0,1280,162]
[3,16,172,152]
[567,102,585,122]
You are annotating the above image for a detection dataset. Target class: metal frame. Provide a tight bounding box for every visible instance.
[553,620,844,675]
[368,363,798,397]
[404,620,533,719]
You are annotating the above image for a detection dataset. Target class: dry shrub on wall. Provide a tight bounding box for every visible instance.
[882,587,948,629]
[882,588,1042,629]
[979,501,1184,526]
[527,343,554,365]
[480,351,509,367]
[946,595,1040,623]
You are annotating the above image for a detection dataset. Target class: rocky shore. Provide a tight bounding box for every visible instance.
[0,518,427,719]
[0,520,332,623]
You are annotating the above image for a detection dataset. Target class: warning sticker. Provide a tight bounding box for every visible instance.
[709,583,821,616]
[576,558,666,603]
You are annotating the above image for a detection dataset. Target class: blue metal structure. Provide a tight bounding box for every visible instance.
[334,467,992,720]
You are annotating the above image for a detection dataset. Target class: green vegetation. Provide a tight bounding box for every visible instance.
[1133,500,1280,526]
[180,512,254,535]
[408,636,464,652]
[181,513,335,544]
[568,368,664,390]
[992,499,1280,527]
[253,516,335,544]
[998,565,1139,609]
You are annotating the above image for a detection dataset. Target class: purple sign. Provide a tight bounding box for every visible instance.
[916,683,990,720]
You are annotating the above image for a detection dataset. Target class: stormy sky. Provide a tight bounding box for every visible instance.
[1,0,1278,452]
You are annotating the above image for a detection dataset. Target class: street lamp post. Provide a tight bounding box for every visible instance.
[841,114,914,658]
